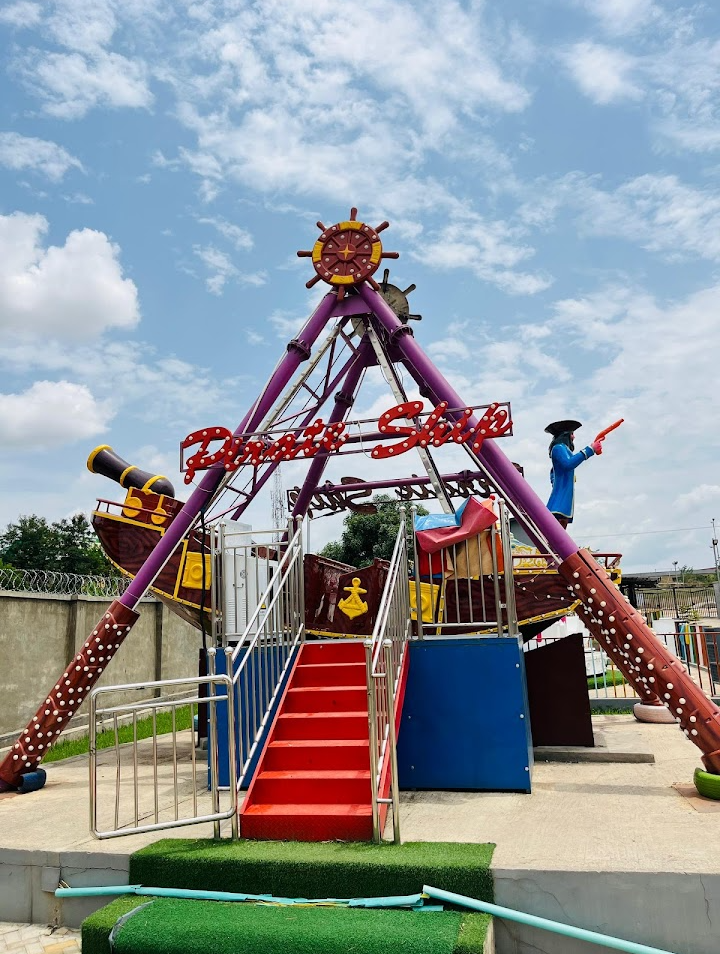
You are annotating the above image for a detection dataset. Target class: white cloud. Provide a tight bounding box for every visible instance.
[0,212,140,339]
[561,41,643,105]
[569,172,720,262]
[0,132,84,181]
[675,485,720,512]
[575,0,661,35]
[560,19,720,154]
[151,0,531,218]
[192,244,266,294]
[0,380,112,449]
[518,171,720,265]
[193,245,237,295]
[45,0,117,54]
[197,216,253,251]
[18,49,153,119]
[414,212,552,295]
[0,1,42,28]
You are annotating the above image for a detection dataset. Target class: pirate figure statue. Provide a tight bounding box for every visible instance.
[545,419,602,529]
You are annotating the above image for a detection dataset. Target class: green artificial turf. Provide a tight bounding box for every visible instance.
[454,913,492,954]
[82,897,149,954]
[44,706,192,763]
[83,898,491,954]
[129,839,495,904]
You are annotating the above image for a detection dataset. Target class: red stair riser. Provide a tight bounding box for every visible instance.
[272,713,369,740]
[252,774,371,804]
[299,642,366,665]
[283,686,367,712]
[292,662,367,687]
[241,811,373,842]
[264,742,369,771]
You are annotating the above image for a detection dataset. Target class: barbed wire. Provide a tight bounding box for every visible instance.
[0,567,130,598]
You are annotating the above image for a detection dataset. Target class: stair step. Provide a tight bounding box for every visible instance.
[273,712,369,740]
[292,662,367,687]
[300,642,366,664]
[284,686,367,712]
[251,768,370,804]
[243,801,372,816]
[265,740,369,771]
[241,801,373,841]
[252,769,371,804]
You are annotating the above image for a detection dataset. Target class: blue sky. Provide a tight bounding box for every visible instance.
[1,0,720,573]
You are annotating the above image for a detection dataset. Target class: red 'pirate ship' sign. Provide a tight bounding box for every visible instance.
[180,400,512,484]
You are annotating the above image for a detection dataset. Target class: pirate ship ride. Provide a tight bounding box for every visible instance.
[6,206,720,807]
[86,386,621,643]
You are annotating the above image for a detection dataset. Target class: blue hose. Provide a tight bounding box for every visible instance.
[423,885,678,954]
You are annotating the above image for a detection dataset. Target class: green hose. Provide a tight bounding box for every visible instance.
[423,885,678,954]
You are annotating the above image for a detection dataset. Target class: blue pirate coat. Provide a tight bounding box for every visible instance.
[546,443,596,522]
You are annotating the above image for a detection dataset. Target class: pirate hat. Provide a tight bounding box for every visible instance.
[544,419,582,437]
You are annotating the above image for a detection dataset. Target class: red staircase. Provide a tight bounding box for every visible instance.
[240,641,378,841]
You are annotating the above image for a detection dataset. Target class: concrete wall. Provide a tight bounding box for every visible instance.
[0,591,202,742]
[494,868,720,954]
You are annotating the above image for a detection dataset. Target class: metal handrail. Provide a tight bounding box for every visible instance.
[364,514,411,843]
[230,523,304,669]
[224,520,306,796]
[88,652,238,840]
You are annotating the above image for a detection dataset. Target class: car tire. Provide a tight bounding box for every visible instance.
[633,702,676,724]
[694,767,720,800]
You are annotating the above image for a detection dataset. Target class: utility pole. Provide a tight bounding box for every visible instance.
[712,518,720,585]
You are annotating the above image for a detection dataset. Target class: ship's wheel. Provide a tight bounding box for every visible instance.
[297,207,399,300]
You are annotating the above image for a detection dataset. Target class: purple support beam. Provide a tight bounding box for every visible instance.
[290,336,376,521]
[356,283,577,561]
[121,292,339,607]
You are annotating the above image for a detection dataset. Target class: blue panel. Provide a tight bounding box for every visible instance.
[212,644,299,788]
[397,638,533,792]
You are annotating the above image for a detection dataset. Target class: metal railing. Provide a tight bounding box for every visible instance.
[225,520,305,797]
[89,653,237,839]
[411,499,518,639]
[365,515,412,843]
[0,567,128,598]
[635,586,719,620]
[524,618,720,701]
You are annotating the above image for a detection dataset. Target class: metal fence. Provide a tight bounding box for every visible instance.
[364,516,411,844]
[88,656,237,839]
[0,567,128,598]
[226,521,306,797]
[526,618,720,702]
[635,586,719,620]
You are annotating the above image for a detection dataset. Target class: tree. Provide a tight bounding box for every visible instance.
[320,494,428,567]
[0,513,117,576]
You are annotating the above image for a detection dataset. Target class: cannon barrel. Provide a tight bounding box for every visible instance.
[87,445,175,497]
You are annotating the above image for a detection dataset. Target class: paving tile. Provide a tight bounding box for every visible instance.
[0,925,81,954]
